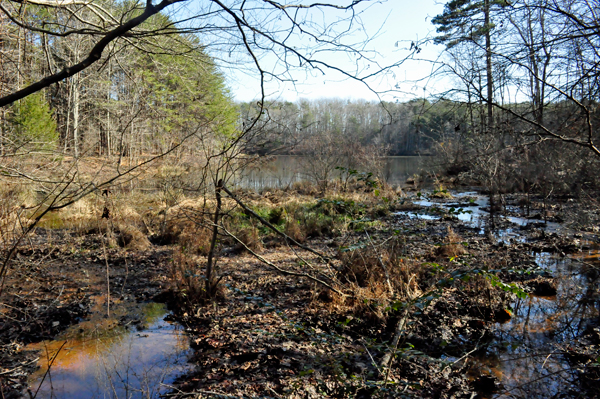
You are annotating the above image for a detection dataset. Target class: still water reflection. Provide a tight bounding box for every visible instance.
[471,250,600,398]
[27,302,191,399]
[399,192,600,397]
[233,155,427,191]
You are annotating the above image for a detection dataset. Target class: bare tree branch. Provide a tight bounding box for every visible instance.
[0,0,185,107]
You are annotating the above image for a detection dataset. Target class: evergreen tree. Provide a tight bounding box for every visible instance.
[432,0,509,131]
[10,90,57,150]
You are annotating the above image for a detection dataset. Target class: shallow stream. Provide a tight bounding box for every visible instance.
[472,249,599,398]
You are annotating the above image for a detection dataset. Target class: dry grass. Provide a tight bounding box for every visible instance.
[337,236,424,318]
[169,247,228,304]
[233,225,263,253]
[284,219,306,243]
[170,248,207,302]
[435,227,467,258]
[289,181,320,196]
[0,182,33,244]
[177,223,213,255]
[114,223,151,250]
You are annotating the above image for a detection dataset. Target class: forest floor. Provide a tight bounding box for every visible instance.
[1,186,599,399]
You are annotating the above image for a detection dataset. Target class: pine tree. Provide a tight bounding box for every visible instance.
[10,90,58,150]
[432,0,509,131]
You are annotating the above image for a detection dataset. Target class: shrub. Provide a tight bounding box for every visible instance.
[434,227,467,258]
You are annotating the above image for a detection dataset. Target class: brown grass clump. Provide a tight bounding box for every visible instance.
[348,283,392,320]
[431,190,453,199]
[233,225,263,253]
[170,249,206,303]
[177,222,213,256]
[169,247,228,305]
[284,219,306,243]
[115,223,151,250]
[0,183,30,244]
[289,180,320,196]
[435,227,467,258]
[337,236,423,318]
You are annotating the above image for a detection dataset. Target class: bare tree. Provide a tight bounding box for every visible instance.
[433,0,599,158]
[0,0,407,294]
[0,0,394,108]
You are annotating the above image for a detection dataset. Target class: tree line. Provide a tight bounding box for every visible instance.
[428,0,599,198]
[0,1,236,163]
[240,98,461,157]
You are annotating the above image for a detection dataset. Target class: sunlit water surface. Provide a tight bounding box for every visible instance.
[399,191,600,397]
[27,301,192,399]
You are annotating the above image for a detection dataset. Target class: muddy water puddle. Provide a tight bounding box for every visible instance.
[26,300,192,399]
[401,191,600,397]
[470,252,600,398]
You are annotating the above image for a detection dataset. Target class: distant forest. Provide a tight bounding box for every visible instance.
[240,99,449,157]
[1,0,598,198]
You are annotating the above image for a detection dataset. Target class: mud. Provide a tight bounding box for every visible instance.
[1,189,599,398]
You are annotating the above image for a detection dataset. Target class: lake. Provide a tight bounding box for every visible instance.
[233,155,429,191]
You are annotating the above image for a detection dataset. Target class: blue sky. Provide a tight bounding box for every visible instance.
[224,0,446,103]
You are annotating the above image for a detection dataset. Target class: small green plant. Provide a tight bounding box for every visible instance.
[447,206,472,216]
[335,167,379,190]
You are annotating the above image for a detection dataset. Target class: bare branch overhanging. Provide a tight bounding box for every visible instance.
[423,0,599,158]
[1,0,417,108]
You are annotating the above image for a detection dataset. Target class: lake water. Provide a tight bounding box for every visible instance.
[232,155,428,191]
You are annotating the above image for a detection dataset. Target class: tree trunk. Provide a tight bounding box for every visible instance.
[205,179,223,296]
[72,75,80,158]
[484,0,493,133]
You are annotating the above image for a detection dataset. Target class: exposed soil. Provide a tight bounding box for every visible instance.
[1,190,599,398]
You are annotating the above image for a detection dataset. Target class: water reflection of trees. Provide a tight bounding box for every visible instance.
[476,255,600,398]
[28,302,191,398]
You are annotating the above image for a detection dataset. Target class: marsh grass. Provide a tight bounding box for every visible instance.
[336,235,426,318]
[15,173,407,307]
[31,190,158,251]
[434,227,467,259]
[170,248,207,303]
[0,182,37,244]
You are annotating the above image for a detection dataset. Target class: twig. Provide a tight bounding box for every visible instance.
[0,357,40,375]
[365,231,394,297]
[31,340,67,399]
[159,386,254,398]
[205,179,224,296]
[381,308,410,373]
[220,184,330,262]
[102,232,111,317]
[220,225,345,297]
[541,352,552,370]
[360,339,384,377]
[449,330,486,368]
[566,251,600,270]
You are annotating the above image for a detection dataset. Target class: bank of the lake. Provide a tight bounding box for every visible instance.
[1,183,599,399]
